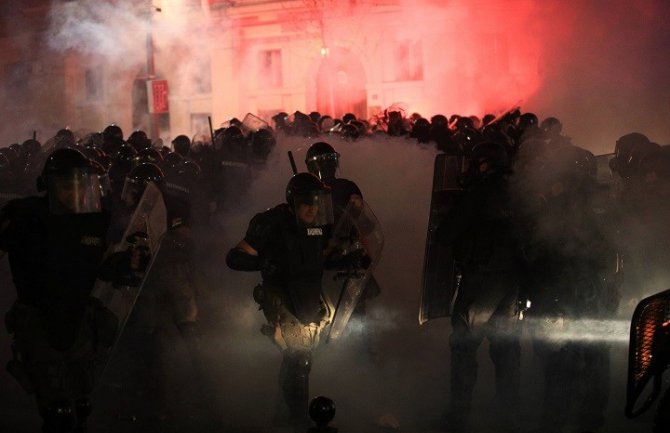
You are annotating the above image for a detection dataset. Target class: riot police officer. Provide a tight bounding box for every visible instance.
[226,173,335,429]
[304,142,361,220]
[525,144,621,433]
[435,141,522,433]
[114,161,205,421]
[1,148,118,433]
[304,141,380,354]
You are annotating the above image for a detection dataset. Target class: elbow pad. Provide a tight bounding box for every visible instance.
[226,248,260,271]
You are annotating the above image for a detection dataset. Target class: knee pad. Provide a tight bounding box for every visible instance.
[285,351,312,378]
[293,351,312,375]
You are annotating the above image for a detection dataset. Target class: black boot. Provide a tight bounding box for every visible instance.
[279,351,312,430]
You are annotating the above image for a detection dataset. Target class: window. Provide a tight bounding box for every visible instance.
[84,67,103,100]
[258,49,282,88]
[194,57,212,94]
[395,40,423,82]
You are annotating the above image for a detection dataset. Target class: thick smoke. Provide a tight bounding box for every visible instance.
[2,0,668,149]
[525,0,670,153]
[1,1,668,432]
[0,132,655,432]
[171,134,459,431]
[71,134,645,432]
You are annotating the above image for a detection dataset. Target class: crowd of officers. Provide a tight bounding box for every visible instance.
[1,106,669,433]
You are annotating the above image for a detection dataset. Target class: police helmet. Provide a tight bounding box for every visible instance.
[469,141,510,177]
[305,142,340,182]
[54,128,76,149]
[172,135,191,156]
[540,117,563,136]
[285,172,334,227]
[518,112,539,130]
[610,133,652,178]
[127,130,151,151]
[134,147,164,166]
[120,162,164,208]
[20,139,42,159]
[103,124,123,143]
[38,148,103,214]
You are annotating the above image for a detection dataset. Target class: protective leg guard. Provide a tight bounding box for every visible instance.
[490,335,521,430]
[446,330,480,432]
[279,351,312,428]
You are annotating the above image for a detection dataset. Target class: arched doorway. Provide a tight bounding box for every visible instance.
[316,47,367,120]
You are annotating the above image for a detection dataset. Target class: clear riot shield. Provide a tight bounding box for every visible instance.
[240,112,270,135]
[92,182,167,375]
[625,289,670,418]
[419,154,464,325]
[324,198,383,342]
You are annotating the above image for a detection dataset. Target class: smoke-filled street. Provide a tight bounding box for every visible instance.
[1,134,663,432]
[1,1,670,433]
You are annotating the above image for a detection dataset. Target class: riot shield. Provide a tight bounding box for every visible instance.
[324,198,383,342]
[240,112,270,135]
[92,182,167,374]
[625,289,670,418]
[485,103,522,128]
[419,154,464,324]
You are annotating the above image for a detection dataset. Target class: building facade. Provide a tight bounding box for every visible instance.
[0,0,539,144]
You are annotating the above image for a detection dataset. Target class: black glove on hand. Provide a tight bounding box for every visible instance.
[260,257,280,277]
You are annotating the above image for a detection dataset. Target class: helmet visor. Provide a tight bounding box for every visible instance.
[306,153,340,181]
[292,189,334,227]
[47,170,102,214]
[120,177,148,209]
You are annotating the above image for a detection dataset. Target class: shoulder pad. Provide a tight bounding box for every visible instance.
[245,204,290,248]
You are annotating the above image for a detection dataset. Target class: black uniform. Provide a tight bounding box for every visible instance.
[525,145,620,433]
[1,196,116,433]
[304,142,380,346]
[436,162,522,433]
[107,162,204,419]
[227,173,334,428]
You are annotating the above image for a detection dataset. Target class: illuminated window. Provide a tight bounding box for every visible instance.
[259,49,283,88]
[84,67,103,100]
[395,40,423,81]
